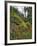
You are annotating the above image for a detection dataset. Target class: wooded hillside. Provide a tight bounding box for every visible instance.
[10,6,32,40]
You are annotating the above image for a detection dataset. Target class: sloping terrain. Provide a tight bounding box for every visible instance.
[10,7,32,40]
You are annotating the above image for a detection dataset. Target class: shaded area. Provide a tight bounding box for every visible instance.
[10,6,32,40]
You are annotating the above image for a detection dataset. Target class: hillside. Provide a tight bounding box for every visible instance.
[10,6,32,40]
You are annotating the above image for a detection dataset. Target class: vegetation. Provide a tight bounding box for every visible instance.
[10,6,32,40]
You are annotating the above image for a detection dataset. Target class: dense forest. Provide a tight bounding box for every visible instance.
[10,6,32,40]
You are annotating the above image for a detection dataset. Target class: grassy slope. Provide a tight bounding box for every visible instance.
[10,7,32,40]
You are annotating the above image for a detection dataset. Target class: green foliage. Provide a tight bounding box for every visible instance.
[27,7,32,24]
[10,6,32,40]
